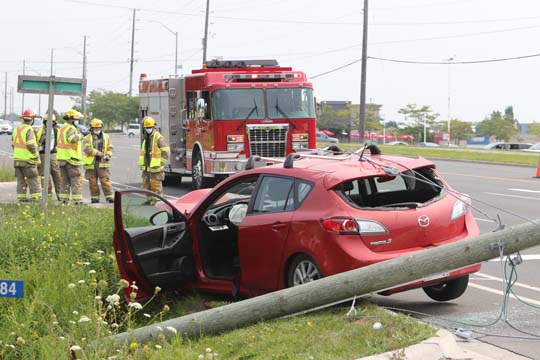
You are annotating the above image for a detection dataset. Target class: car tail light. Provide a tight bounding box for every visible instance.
[451,194,470,221]
[321,217,389,235]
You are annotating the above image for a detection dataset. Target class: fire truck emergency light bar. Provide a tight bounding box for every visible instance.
[205,59,279,68]
[224,73,296,81]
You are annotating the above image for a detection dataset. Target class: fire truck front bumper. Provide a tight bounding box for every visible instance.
[206,153,248,175]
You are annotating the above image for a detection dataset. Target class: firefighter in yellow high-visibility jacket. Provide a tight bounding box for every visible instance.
[57,109,84,204]
[36,113,62,201]
[139,116,169,203]
[12,109,41,202]
[83,118,114,203]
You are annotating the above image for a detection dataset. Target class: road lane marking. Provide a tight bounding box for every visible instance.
[475,272,540,292]
[508,188,540,194]
[475,218,495,222]
[483,192,540,201]
[439,172,539,184]
[468,282,540,306]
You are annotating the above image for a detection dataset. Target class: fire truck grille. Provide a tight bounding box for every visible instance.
[247,125,288,157]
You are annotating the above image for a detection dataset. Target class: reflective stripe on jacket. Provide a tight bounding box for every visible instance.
[83,133,112,169]
[57,123,83,165]
[12,124,39,164]
[139,132,167,172]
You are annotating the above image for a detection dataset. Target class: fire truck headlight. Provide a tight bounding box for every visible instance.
[292,142,309,150]
[227,143,245,152]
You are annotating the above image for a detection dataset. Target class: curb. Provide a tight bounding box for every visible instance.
[358,329,529,360]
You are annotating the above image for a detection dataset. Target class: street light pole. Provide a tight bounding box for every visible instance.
[147,20,179,76]
[446,56,454,146]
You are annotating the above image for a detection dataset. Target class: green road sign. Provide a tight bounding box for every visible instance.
[17,75,86,96]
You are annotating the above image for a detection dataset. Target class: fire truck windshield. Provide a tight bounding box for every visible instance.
[212,89,265,120]
[267,88,315,119]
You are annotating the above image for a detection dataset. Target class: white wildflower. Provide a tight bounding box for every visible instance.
[83,262,90,266]
[78,280,85,284]
[97,250,104,254]
[155,344,162,349]
[67,283,76,289]
[155,326,163,332]
[111,323,119,329]
[70,345,82,351]
[128,302,143,310]
[72,310,79,315]
[198,355,204,360]
[106,294,120,304]
[143,313,151,318]
[95,295,102,300]
[130,284,138,290]
[59,337,65,341]
[206,348,212,353]
[78,316,91,323]
[166,326,177,335]
[89,270,96,275]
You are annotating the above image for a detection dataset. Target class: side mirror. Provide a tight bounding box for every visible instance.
[149,210,171,226]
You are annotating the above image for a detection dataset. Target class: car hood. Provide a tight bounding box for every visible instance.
[170,188,212,215]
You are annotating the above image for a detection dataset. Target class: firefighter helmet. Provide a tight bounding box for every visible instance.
[21,109,35,121]
[90,118,103,128]
[44,114,57,122]
[143,116,155,128]
[63,109,81,120]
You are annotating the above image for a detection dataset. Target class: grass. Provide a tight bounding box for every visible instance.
[0,158,15,182]
[320,142,540,166]
[0,203,435,359]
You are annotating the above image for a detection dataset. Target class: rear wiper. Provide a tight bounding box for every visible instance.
[274,98,297,129]
[381,202,419,209]
[236,98,259,131]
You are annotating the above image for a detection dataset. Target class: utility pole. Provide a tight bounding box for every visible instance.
[9,87,14,113]
[3,72,6,118]
[202,0,210,65]
[50,48,54,75]
[358,0,368,143]
[446,57,454,146]
[110,219,540,345]
[21,60,25,113]
[129,8,136,96]
[174,31,179,76]
[82,35,87,121]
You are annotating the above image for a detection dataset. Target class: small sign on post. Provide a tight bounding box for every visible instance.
[17,75,86,222]
[0,280,24,298]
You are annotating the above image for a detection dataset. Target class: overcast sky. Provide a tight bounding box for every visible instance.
[2,0,540,124]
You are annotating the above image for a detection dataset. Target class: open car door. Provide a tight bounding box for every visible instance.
[113,190,193,300]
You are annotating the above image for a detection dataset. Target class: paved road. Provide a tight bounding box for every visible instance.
[1,134,540,358]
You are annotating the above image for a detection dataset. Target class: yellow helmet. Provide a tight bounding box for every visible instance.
[143,116,155,128]
[90,118,103,128]
[44,114,57,122]
[64,109,81,120]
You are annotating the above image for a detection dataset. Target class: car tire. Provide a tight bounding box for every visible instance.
[191,152,212,190]
[286,254,322,287]
[163,173,182,186]
[422,275,469,302]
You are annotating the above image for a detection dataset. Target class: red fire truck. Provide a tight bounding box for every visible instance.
[138,59,317,189]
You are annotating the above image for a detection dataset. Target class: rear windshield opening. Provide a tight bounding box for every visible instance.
[336,167,444,208]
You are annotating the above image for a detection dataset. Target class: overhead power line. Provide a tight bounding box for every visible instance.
[309,52,540,79]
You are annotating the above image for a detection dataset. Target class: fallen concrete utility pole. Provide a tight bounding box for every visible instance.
[110,219,540,345]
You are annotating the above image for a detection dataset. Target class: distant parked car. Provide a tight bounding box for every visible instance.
[386,141,408,146]
[524,142,540,152]
[417,142,440,147]
[316,132,339,144]
[127,123,141,138]
[484,142,532,150]
[0,120,13,135]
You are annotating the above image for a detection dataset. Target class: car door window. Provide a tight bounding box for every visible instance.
[253,176,294,213]
[121,193,179,229]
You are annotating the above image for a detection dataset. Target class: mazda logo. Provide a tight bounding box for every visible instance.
[418,215,430,228]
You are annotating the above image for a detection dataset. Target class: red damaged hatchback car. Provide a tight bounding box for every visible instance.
[113,147,481,301]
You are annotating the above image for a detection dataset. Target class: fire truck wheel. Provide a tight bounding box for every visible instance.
[192,152,211,189]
